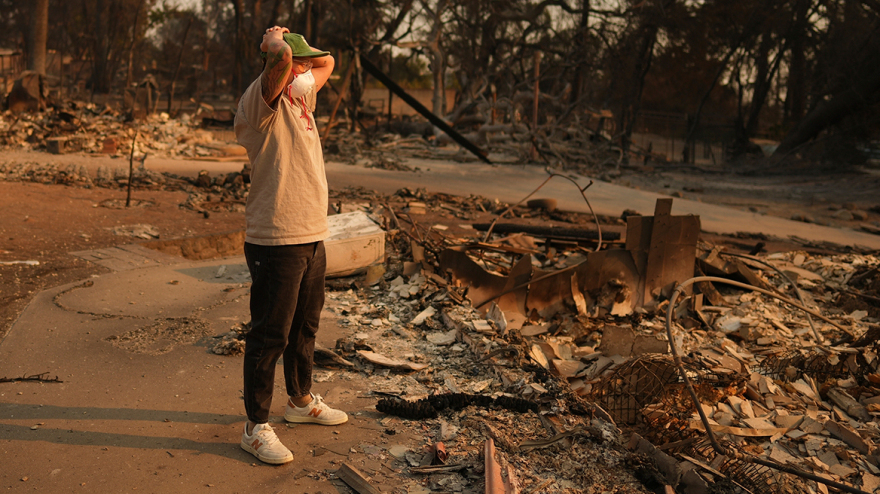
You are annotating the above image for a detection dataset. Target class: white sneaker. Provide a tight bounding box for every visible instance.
[284,393,349,425]
[240,422,293,464]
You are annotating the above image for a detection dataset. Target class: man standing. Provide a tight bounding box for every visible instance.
[234,26,346,465]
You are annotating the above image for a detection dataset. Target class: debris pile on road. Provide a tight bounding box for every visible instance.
[212,321,250,356]
[0,105,242,158]
[0,158,251,215]
[1,102,630,176]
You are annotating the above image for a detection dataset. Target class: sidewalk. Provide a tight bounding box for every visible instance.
[0,250,411,492]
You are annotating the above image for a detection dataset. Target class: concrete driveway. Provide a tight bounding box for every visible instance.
[0,252,414,492]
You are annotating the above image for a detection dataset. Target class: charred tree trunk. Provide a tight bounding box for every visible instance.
[252,0,263,34]
[349,48,363,133]
[267,0,282,27]
[426,0,449,116]
[744,32,773,138]
[167,17,193,114]
[312,1,324,45]
[784,0,810,128]
[286,0,296,28]
[745,30,786,138]
[123,1,145,111]
[89,0,113,93]
[571,0,589,104]
[125,3,143,90]
[618,23,659,160]
[774,65,880,155]
[304,0,313,39]
[429,49,445,116]
[231,0,243,93]
[232,0,259,95]
[27,0,48,75]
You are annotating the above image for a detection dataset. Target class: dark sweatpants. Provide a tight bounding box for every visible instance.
[242,241,326,424]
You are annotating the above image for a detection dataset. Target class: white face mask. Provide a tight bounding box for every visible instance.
[288,70,315,99]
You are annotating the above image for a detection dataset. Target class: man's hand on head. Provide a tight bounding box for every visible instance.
[260,26,289,53]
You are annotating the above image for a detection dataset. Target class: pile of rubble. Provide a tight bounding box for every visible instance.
[0,158,251,217]
[0,104,240,158]
[228,195,880,494]
[0,102,624,174]
[0,103,415,165]
[321,287,643,493]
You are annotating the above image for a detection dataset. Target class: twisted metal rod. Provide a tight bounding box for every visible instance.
[482,170,602,252]
[665,276,866,494]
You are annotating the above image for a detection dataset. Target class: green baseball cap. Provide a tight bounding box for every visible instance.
[261,33,329,60]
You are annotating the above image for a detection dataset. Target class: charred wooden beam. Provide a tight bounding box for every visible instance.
[336,463,382,494]
[471,223,618,242]
[359,55,492,164]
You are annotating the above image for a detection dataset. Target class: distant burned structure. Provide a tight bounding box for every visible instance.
[0,47,23,97]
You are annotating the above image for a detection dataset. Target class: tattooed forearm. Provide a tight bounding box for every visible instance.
[274,62,291,85]
[267,49,286,69]
[260,43,292,105]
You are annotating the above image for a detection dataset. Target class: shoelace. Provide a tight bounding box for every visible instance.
[311,394,327,409]
[254,425,280,446]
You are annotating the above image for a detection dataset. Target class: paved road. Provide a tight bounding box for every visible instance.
[323,159,880,249]
[5,149,880,249]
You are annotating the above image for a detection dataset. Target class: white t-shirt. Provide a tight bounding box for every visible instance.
[234,77,329,245]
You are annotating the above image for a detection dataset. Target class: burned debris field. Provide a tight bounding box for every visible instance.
[3,0,880,492]
[2,154,880,493]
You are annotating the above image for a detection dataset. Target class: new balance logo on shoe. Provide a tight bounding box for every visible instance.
[240,423,292,465]
[284,393,348,425]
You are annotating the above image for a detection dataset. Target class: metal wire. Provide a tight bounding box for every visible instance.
[590,354,681,425]
[481,171,603,252]
[665,276,869,494]
[589,354,739,429]
[689,438,794,494]
[758,349,867,383]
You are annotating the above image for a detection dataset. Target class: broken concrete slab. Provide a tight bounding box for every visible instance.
[824,420,871,455]
[426,329,457,346]
[325,211,386,278]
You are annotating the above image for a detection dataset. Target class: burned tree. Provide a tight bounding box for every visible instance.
[27,0,48,75]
